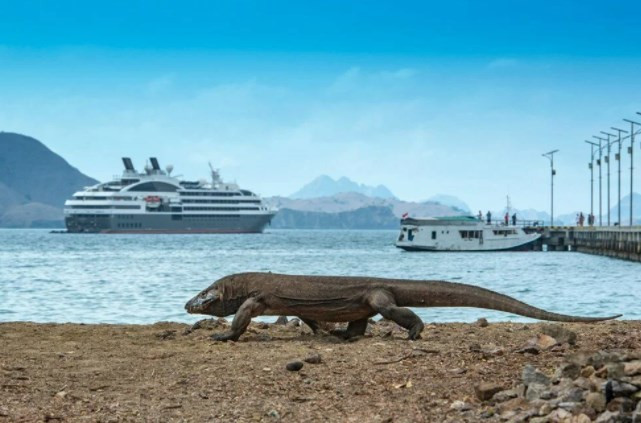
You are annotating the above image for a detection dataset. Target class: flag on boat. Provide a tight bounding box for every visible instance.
[402,212,409,219]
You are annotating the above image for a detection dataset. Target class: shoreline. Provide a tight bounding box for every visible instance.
[2,320,640,421]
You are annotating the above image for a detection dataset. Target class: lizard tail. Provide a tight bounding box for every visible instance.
[401,280,621,322]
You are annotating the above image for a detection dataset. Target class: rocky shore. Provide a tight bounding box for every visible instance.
[1,319,640,422]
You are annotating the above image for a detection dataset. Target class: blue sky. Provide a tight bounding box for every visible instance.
[1,1,641,214]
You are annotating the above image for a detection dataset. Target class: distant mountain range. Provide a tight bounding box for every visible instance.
[4,131,638,229]
[0,132,97,227]
[290,175,396,199]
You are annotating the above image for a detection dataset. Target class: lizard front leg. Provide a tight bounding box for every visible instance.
[211,297,265,342]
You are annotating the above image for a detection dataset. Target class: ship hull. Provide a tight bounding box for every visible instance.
[65,212,275,234]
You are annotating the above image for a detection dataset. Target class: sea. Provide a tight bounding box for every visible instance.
[1,229,639,325]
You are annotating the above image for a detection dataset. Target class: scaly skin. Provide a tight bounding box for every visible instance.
[184,272,621,342]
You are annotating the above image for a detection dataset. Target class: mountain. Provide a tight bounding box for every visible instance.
[427,194,471,213]
[268,192,465,229]
[290,175,396,199]
[271,206,399,229]
[0,132,98,227]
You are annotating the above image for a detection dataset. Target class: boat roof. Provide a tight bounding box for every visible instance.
[401,215,480,226]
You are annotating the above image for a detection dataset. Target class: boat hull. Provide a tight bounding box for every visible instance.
[65,212,275,234]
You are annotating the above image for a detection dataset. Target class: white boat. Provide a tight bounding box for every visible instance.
[395,216,541,252]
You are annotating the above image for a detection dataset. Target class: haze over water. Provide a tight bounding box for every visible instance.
[1,229,638,325]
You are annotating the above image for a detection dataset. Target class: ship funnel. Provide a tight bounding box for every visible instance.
[122,157,135,171]
[150,157,161,171]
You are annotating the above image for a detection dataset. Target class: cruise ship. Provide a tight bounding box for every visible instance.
[64,157,277,233]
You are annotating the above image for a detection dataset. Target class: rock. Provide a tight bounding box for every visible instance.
[595,411,622,423]
[286,361,304,372]
[586,392,607,412]
[525,383,554,401]
[266,409,280,420]
[560,387,584,403]
[303,353,322,364]
[606,396,635,413]
[481,344,505,357]
[492,389,518,402]
[256,322,269,330]
[476,318,489,327]
[286,318,301,328]
[572,414,592,423]
[580,365,595,378]
[450,400,472,411]
[589,351,624,369]
[523,365,551,386]
[515,345,540,355]
[573,376,591,390]
[536,334,557,350]
[547,408,572,421]
[540,324,577,345]
[624,360,641,376]
[608,380,638,397]
[558,401,581,413]
[604,362,625,379]
[274,316,288,325]
[555,362,581,380]
[474,382,504,401]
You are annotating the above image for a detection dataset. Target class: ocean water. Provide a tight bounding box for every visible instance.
[0,229,639,324]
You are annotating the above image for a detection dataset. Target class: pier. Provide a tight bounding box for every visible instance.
[527,226,641,262]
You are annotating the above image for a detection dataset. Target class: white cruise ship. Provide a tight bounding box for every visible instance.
[395,216,541,251]
[64,157,277,233]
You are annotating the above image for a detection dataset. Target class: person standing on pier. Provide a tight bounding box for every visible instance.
[478,210,483,221]
[579,212,585,227]
[504,212,509,226]
[486,211,492,224]
[512,213,517,226]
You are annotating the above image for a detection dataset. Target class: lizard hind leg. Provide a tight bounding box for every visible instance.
[367,290,424,340]
[330,318,369,340]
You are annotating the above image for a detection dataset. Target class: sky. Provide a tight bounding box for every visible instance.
[1,1,641,215]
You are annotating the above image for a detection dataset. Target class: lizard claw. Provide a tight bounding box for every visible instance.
[210,333,232,342]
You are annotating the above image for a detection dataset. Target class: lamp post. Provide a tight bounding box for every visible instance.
[593,135,605,226]
[623,117,641,226]
[600,131,616,226]
[585,140,599,224]
[542,150,559,226]
[611,127,628,226]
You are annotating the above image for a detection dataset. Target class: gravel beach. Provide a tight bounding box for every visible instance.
[1,319,640,422]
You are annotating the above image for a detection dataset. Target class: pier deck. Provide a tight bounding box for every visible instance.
[525,226,641,262]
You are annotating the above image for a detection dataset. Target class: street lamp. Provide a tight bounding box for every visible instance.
[611,127,628,226]
[600,131,616,226]
[593,135,606,226]
[624,116,641,226]
[585,140,599,224]
[542,150,559,226]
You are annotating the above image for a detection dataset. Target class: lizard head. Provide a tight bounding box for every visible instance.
[184,274,246,317]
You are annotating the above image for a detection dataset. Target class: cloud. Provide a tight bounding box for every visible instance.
[380,68,418,79]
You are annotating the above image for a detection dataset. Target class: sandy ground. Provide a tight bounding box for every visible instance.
[1,319,640,422]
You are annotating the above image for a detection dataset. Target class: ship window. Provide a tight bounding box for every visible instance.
[128,182,179,192]
[431,231,436,240]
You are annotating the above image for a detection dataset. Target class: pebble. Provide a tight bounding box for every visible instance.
[286,361,304,372]
[449,400,472,411]
[303,353,322,364]
[474,382,504,401]
[475,318,489,327]
[624,361,641,376]
[522,365,551,386]
[540,324,577,345]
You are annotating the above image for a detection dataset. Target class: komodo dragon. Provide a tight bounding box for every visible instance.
[184,272,621,342]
